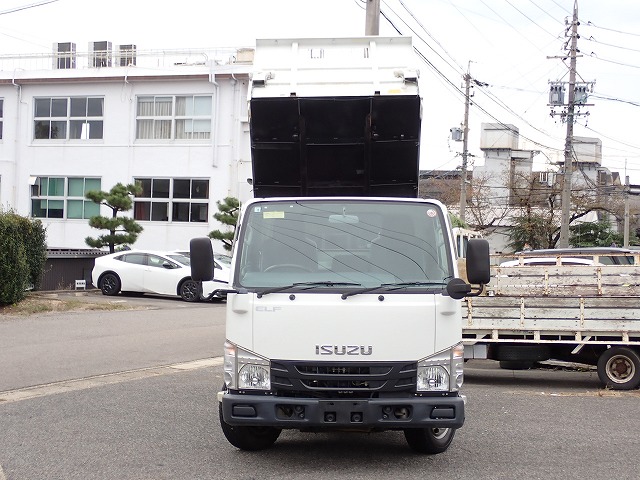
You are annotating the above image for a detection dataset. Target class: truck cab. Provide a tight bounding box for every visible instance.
[191,197,489,453]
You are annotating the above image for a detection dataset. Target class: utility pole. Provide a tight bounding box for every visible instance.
[624,174,630,247]
[549,0,595,247]
[557,1,580,248]
[365,0,380,35]
[460,69,471,224]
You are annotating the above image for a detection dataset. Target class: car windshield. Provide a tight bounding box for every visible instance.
[167,254,190,266]
[236,199,453,290]
[214,254,232,266]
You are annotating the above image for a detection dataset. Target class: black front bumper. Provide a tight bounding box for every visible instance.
[220,392,465,430]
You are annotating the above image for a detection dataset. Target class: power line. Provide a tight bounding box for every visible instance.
[585,20,640,38]
[503,0,560,40]
[0,0,59,16]
[590,94,640,108]
[526,0,565,24]
[397,0,466,73]
[585,52,640,70]
[382,1,640,183]
[381,1,465,76]
[381,2,564,154]
[478,0,554,53]
[583,36,640,54]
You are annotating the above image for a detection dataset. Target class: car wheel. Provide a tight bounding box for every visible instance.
[404,427,455,454]
[179,279,201,302]
[100,273,121,296]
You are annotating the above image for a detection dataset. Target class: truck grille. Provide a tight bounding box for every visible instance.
[271,360,417,397]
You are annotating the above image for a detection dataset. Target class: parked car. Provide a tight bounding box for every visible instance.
[172,250,232,286]
[513,247,636,265]
[499,257,601,267]
[91,250,220,302]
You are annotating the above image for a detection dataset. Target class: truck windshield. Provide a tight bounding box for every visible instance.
[236,199,453,291]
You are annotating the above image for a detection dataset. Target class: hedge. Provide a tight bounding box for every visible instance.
[0,211,47,305]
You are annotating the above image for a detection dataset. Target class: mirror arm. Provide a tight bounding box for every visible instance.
[201,285,248,301]
[465,283,485,298]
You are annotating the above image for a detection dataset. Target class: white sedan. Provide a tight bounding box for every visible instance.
[91,250,224,302]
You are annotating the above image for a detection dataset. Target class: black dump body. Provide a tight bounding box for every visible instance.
[249,95,421,198]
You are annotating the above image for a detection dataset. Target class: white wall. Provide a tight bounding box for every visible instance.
[0,63,252,253]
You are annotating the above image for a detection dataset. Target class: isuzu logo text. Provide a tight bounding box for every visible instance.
[315,345,373,355]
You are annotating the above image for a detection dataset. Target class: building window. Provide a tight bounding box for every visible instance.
[133,178,209,222]
[0,99,3,139]
[34,97,104,140]
[135,95,212,140]
[31,176,101,219]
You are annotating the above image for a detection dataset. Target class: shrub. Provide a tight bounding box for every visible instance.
[0,211,47,305]
[0,213,29,304]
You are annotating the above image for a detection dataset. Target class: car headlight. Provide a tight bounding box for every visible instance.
[224,341,271,390]
[416,343,464,392]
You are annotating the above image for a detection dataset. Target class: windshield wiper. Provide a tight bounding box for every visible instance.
[341,281,447,299]
[256,281,362,298]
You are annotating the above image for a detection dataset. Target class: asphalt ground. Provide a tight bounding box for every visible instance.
[2,292,640,479]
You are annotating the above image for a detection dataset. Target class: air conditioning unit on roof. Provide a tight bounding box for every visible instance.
[53,42,76,69]
[89,41,112,67]
[118,44,137,66]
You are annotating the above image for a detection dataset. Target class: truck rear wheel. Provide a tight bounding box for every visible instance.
[218,403,281,451]
[404,427,455,454]
[597,347,640,390]
[497,344,550,362]
[499,360,535,370]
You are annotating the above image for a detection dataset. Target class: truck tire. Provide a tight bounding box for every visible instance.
[404,427,455,454]
[218,403,281,451]
[499,360,535,370]
[597,347,640,390]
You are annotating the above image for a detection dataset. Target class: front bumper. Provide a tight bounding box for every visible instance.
[219,392,465,430]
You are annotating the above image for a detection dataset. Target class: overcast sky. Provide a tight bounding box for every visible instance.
[1,0,639,182]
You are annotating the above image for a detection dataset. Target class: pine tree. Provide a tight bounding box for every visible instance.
[209,197,240,252]
[85,183,144,253]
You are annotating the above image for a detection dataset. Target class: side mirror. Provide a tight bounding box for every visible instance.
[466,239,491,285]
[190,237,214,282]
[446,278,471,300]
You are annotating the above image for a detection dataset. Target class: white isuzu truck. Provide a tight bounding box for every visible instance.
[190,37,490,454]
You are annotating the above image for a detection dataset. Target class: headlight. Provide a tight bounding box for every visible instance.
[224,341,271,390]
[239,364,270,389]
[417,365,449,391]
[416,343,464,392]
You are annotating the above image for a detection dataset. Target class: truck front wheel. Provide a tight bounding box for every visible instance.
[218,403,281,451]
[597,347,640,390]
[404,427,455,454]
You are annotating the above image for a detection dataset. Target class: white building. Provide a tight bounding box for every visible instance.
[471,123,623,253]
[0,44,254,252]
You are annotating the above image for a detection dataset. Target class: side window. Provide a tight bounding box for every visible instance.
[123,253,146,265]
[148,255,176,269]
